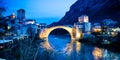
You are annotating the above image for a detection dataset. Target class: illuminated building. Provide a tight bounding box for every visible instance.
[0,8,6,18]
[17,9,25,20]
[74,15,91,33]
[92,23,102,32]
[78,15,89,22]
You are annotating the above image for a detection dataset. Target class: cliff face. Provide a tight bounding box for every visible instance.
[50,0,120,26]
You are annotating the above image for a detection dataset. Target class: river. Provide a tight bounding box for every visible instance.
[38,35,120,60]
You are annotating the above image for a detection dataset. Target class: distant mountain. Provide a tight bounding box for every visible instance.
[50,0,120,26]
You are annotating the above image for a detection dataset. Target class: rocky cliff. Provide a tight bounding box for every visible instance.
[50,0,120,26]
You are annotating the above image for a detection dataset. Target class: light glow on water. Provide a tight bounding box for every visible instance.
[93,47,103,60]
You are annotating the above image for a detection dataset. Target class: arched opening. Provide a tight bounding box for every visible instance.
[48,28,71,51]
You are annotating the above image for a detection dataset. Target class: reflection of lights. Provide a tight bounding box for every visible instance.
[0,46,4,49]
[64,44,73,55]
[63,41,81,55]
[76,41,81,52]
[93,47,103,59]
[76,28,82,40]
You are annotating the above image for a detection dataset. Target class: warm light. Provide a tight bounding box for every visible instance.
[12,15,16,18]
[11,12,16,18]
[111,32,118,37]
[40,26,76,40]
[76,41,81,52]
[93,47,103,59]
[93,28,102,32]
[75,28,82,40]
[39,26,83,53]
[78,15,89,23]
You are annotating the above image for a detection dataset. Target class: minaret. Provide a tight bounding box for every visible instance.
[10,12,16,18]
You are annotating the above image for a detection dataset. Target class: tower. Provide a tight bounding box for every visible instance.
[75,15,91,33]
[17,9,25,20]
[78,15,89,23]
[83,15,89,22]
[0,8,6,18]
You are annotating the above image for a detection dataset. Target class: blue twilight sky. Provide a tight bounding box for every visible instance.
[4,0,77,25]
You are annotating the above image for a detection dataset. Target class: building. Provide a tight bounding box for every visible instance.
[0,8,6,18]
[78,15,89,23]
[25,19,36,25]
[74,15,91,33]
[17,9,25,20]
[92,23,102,32]
[84,22,91,32]
[39,23,47,29]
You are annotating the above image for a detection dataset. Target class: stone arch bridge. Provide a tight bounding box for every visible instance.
[39,26,82,40]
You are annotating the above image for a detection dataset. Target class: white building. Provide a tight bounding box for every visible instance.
[78,15,89,23]
[25,20,36,25]
[74,15,91,33]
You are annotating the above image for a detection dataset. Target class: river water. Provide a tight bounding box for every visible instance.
[38,35,120,60]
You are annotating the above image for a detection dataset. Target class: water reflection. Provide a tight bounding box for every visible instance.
[93,47,103,60]
[39,36,120,60]
[48,35,71,52]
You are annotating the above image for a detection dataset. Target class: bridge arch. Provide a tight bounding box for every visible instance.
[39,26,74,40]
